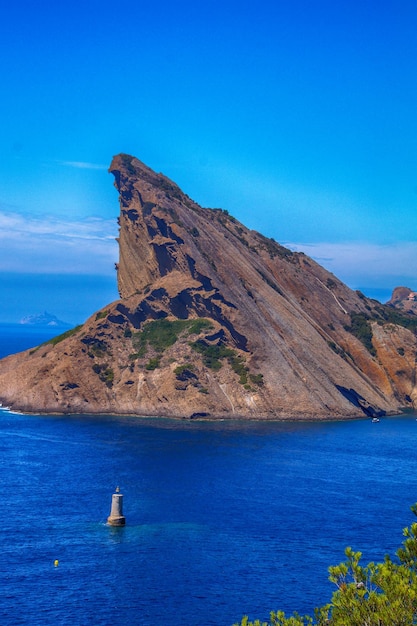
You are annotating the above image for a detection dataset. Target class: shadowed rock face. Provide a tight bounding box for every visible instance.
[0,153,416,420]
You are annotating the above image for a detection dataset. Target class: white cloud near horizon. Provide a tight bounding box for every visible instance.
[0,210,118,274]
[0,208,415,291]
[59,160,108,170]
[287,241,417,289]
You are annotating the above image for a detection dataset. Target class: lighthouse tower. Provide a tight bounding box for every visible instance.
[107,486,126,526]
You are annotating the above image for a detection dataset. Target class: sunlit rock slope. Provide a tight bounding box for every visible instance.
[0,154,416,419]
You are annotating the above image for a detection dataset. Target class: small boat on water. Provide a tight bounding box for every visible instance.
[372,417,380,423]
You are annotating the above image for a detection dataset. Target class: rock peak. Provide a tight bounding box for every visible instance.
[387,286,417,314]
[0,154,416,419]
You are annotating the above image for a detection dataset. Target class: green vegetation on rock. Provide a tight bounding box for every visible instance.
[44,325,83,347]
[190,340,234,370]
[249,373,264,386]
[92,363,114,387]
[374,305,417,332]
[345,306,417,358]
[255,233,295,260]
[87,339,109,358]
[131,318,214,358]
[190,339,263,387]
[174,363,195,377]
[344,313,376,356]
[95,310,109,320]
[228,353,250,384]
[145,357,160,370]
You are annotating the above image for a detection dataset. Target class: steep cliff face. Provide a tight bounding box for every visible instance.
[0,154,416,419]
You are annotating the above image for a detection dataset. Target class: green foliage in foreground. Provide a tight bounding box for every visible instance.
[234,504,417,626]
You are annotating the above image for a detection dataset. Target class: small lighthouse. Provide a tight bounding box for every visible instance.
[107,486,126,526]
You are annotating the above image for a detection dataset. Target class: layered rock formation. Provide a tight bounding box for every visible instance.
[0,154,416,419]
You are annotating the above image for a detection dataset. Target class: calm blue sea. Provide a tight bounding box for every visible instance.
[0,325,417,625]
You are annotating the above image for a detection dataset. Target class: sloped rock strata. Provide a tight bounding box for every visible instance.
[0,154,416,419]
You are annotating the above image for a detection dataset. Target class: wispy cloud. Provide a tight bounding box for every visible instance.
[0,210,118,274]
[1,206,415,291]
[59,160,108,171]
[287,241,417,288]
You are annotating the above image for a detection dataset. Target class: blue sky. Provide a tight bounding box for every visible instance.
[1,0,416,323]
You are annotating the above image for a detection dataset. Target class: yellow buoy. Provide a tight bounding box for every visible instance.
[54,560,59,567]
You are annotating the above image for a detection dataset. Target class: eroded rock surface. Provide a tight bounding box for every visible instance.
[0,154,416,419]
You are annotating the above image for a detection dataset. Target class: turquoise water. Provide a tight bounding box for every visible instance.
[1,326,417,625]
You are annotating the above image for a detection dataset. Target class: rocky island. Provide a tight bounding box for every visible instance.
[0,154,416,419]
[387,286,417,315]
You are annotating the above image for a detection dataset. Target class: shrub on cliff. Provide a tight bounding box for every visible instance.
[132,318,213,357]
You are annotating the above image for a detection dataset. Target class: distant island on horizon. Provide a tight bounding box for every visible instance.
[19,311,71,328]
